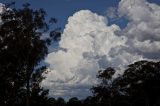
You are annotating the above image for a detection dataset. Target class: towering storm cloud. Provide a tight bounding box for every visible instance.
[42,0,160,99]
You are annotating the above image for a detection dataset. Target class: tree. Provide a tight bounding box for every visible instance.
[67,97,81,106]
[91,60,160,106]
[56,97,66,106]
[91,67,120,106]
[0,3,60,106]
[47,97,57,106]
[118,60,160,105]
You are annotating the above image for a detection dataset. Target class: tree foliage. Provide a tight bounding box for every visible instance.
[0,3,60,106]
[67,97,81,106]
[91,60,160,106]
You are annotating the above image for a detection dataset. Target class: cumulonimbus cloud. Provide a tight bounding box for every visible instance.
[0,0,159,100]
[42,0,160,99]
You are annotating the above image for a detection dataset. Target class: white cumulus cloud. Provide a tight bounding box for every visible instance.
[42,0,160,99]
[118,0,160,59]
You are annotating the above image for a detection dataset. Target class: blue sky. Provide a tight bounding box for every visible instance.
[0,0,120,29]
[1,0,159,29]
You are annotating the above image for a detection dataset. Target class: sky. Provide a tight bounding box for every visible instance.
[0,0,160,100]
[0,0,124,29]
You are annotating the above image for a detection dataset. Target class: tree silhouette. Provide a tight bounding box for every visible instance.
[47,97,57,106]
[56,97,66,106]
[118,60,160,106]
[91,60,160,106]
[91,67,120,106]
[67,97,81,106]
[0,3,60,106]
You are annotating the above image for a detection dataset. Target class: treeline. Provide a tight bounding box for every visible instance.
[44,60,160,106]
[3,60,158,106]
[0,3,160,106]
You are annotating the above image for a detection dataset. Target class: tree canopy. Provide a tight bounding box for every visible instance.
[0,3,60,106]
[91,60,160,106]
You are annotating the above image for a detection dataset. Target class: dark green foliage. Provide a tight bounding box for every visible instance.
[119,60,160,105]
[56,97,66,106]
[91,60,160,106]
[0,3,60,106]
[67,97,81,106]
[47,98,57,106]
[91,67,120,106]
